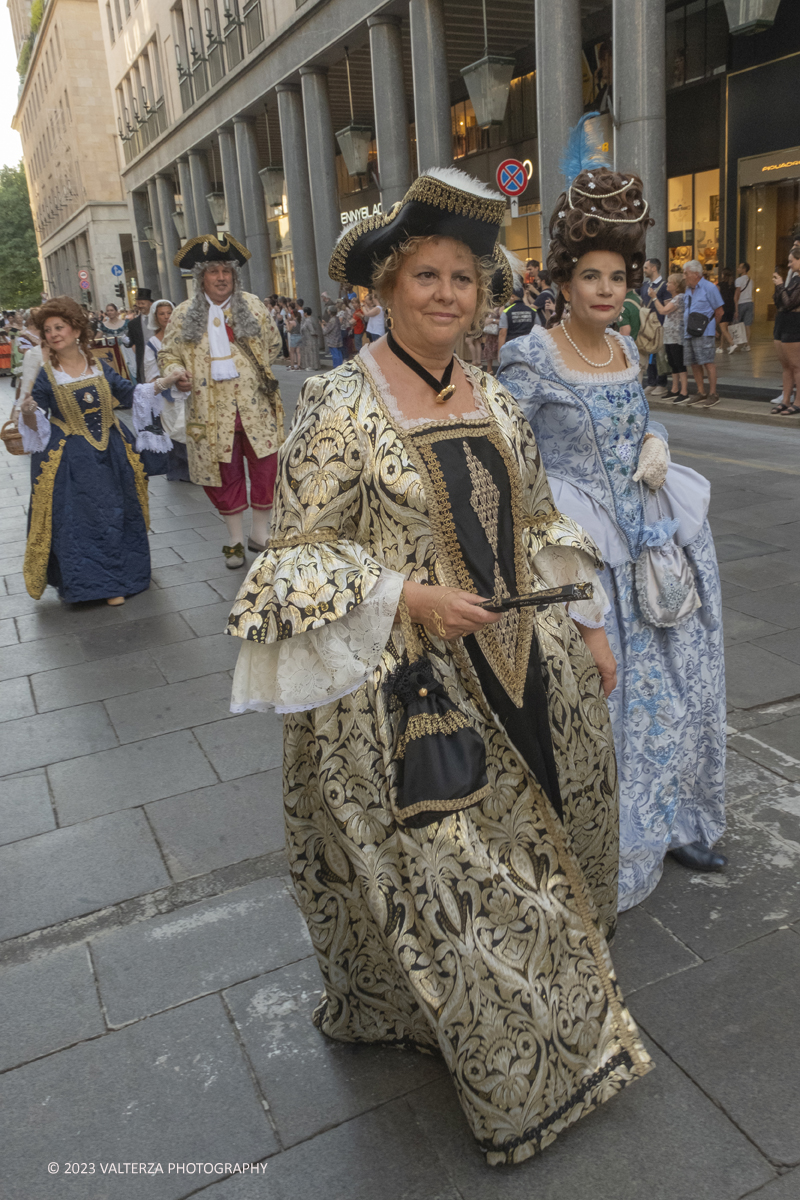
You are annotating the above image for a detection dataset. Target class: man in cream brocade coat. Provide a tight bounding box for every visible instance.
[159,234,284,567]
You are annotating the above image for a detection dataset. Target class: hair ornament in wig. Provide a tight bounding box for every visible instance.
[546,115,656,319]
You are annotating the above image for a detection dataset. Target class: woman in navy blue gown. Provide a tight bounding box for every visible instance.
[19,297,184,606]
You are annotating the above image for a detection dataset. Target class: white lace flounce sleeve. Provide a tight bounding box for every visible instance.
[17,407,51,454]
[230,568,406,714]
[533,545,610,629]
[132,381,171,453]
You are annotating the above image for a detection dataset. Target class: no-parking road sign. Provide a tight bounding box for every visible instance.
[496,159,528,198]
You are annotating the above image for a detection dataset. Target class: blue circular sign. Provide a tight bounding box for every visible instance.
[111,264,123,277]
[496,159,528,198]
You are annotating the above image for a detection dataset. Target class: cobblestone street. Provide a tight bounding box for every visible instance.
[1,377,799,1199]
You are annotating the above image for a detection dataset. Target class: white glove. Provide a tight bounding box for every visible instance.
[633,435,669,491]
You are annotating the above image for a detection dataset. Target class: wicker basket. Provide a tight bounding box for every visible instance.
[1,418,26,456]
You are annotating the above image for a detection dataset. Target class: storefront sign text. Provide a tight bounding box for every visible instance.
[340,203,383,226]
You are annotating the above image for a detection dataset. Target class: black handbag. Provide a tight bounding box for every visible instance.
[387,595,489,829]
[686,291,710,337]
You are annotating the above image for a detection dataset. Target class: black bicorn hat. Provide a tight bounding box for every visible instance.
[329,168,514,304]
[173,232,251,269]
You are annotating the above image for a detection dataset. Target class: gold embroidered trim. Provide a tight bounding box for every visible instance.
[395,710,472,759]
[267,528,341,551]
[393,782,492,823]
[44,364,118,451]
[123,440,150,529]
[173,232,251,267]
[23,439,65,599]
[328,175,507,286]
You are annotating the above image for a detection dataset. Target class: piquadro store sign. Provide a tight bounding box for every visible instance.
[738,146,800,188]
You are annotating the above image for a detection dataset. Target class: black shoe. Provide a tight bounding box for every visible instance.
[669,841,728,871]
[247,538,266,553]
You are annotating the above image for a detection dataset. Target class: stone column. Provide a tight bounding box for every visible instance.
[218,123,251,290]
[176,157,197,241]
[300,67,342,298]
[233,115,274,298]
[188,149,217,234]
[613,0,667,266]
[145,178,168,298]
[368,15,411,209]
[277,83,320,310]
[154,173,185,301]
[408,0,452,172]
[535,0,583,245]
[129,190,160,292]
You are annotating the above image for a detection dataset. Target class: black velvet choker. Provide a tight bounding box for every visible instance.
[387,331,456,404]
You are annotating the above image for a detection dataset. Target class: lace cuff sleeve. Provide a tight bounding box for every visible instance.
[132,382,164,433]
[230,568,405,713]
[17,407,51,454]
[532,544,609,628]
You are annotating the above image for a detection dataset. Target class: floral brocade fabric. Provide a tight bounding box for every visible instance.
[227,356,652,1163]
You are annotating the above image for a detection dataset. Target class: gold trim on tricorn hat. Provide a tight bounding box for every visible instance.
[173,232,251,269]
[329,167,514,304]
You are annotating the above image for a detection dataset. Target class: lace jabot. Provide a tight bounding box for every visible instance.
[359,343,488,429]
[52,364,103,384]
[540,327,639,386]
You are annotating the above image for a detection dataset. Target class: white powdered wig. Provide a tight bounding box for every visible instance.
[423,166,505,202]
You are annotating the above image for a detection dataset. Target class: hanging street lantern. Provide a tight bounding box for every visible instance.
[172,208,186,239]
[143,224,160,250]
[258,166,285,211]
[461,55,516,128]
[459,0,515,129]
[723,0,782,34]
[206,191,227,226]
[335,47,373,177]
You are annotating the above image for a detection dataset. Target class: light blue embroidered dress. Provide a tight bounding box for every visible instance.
[498,327,726,909]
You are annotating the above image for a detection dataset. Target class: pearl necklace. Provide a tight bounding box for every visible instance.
[562,320,614,368]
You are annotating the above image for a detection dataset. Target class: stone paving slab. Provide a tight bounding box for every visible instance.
[193,711,283,782]
[749,1170,800,1198]
[145,771,285,880]
[225,956,447,1150]
[718,552,800,592]
[48,729,218,825]
[150,557,241,589]
[113,581,224,622]
[609,905,701,995]
[0,674,34,721]
[147,509,223,534]
[405,1036,775,1200]
[723,641,800,709]
[181,600,235,637]
[75,612,196,663]
[30,651,166,713]
[0,616,18,645]
[722,608,785,647]
[203,1097,460,1200]
[641,751,800,959]
[0,768,55,844]
[752,627,800,668]
[208,572,250,601]
[630,928,800,1166]
[149,633,238,683]
[0,702,118,776]
[712,533,782,563]
[104,673,234,743]
[90,877,311,1025]
[14,601,135,643]
[0,632,86,682]
[0,996,276,1200]
[0,943,105,1071]
[0,809,170,940]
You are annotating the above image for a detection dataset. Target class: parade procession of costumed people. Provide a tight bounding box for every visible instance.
[225,165,654,1164]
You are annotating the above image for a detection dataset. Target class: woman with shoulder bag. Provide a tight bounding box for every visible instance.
[498,129,727,911]
[227,167,652,1163]
[772,249,800,416]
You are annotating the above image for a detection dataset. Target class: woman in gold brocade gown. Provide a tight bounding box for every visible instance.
[226,169,652,1164]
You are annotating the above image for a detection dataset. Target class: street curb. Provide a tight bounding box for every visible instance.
[649,396,800,429]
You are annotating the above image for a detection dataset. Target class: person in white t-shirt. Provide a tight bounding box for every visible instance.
[734,262,754,350]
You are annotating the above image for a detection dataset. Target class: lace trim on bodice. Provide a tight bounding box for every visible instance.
[359,343,488,429]
[540,327,639,386]
[52,364,103,384]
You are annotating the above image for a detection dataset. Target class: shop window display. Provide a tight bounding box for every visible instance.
[667,170,719,273]
[741,181,800,321]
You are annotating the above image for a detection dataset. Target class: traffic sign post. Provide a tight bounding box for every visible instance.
[496,159,528,199]
[79,279,90,291]
[78,269,89,281]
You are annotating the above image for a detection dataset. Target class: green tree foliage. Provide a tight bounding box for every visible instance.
[17,35,32,75]
[0,163,44,308]
[30,0,43,32]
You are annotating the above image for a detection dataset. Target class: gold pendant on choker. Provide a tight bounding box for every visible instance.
[436,384,456,404]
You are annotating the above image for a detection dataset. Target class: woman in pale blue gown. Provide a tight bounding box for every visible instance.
[498,161,726,910]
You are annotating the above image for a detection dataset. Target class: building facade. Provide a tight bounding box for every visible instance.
[81,0,797,320]
[11,0,133,309]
